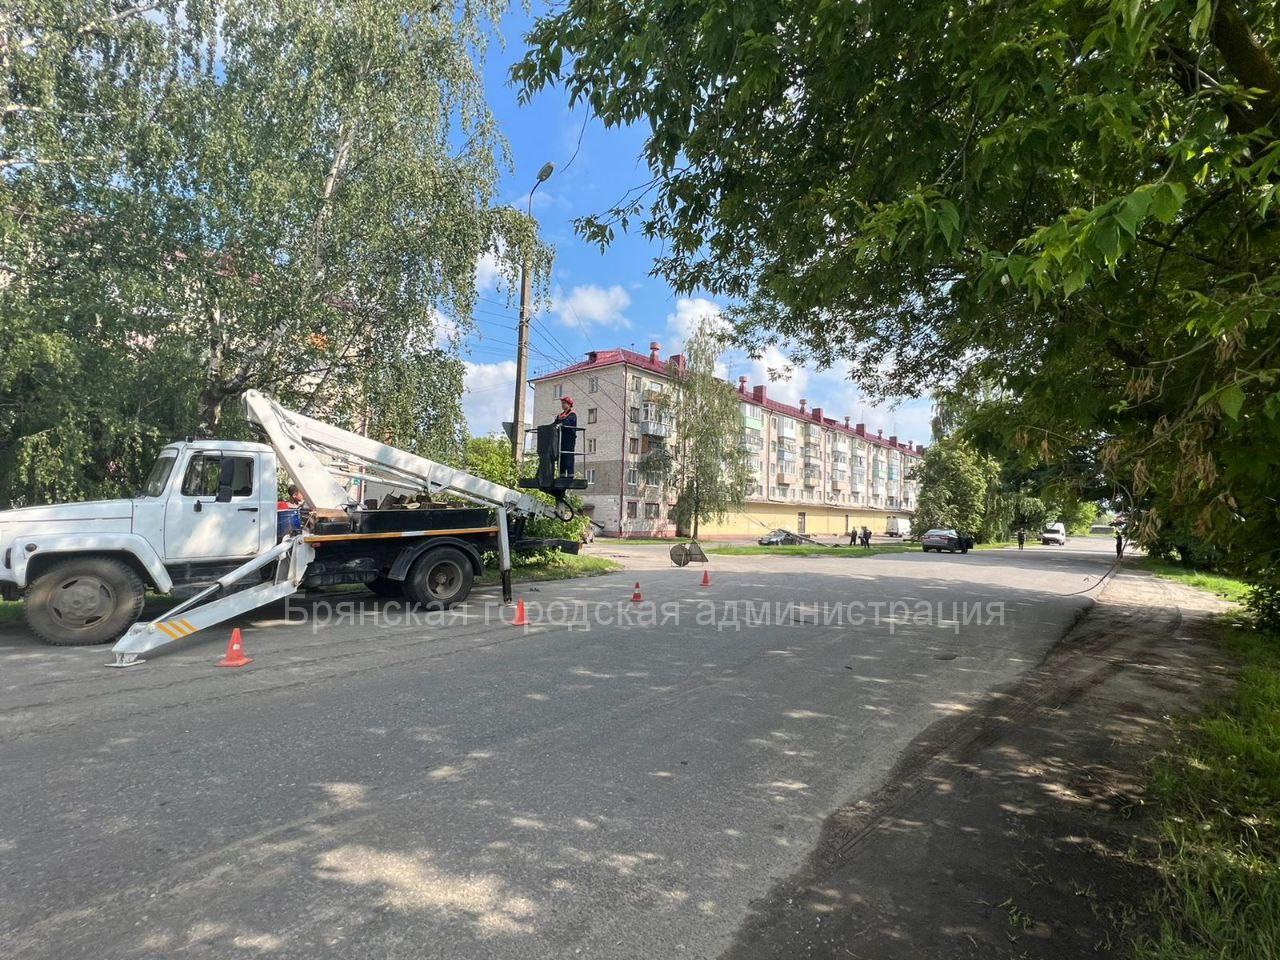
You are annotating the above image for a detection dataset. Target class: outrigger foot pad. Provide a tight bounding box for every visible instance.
[105,653,145,668]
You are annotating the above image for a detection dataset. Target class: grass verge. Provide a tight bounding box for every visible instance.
[480,552,620,584]
[706,544,916,558]
[1131,555,1253,604]
[0,599,23,624]
[1136,617,1280,960]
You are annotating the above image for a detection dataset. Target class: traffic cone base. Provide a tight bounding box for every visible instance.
[512,598,528,626]
[631,581,643,602]
[701,569,711,587]
[216,628,252,668]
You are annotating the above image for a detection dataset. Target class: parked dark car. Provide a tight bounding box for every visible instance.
[921,528,972,554]
[758,528,807,546]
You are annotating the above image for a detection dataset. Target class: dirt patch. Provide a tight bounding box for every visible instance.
[722,571,1237,960]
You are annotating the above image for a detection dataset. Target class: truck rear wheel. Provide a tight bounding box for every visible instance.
[25,557,146,646]
[405,547,473,609]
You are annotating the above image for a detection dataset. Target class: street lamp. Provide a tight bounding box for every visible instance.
[511,161,554,462]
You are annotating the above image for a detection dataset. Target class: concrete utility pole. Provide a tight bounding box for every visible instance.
[512,161,555,463]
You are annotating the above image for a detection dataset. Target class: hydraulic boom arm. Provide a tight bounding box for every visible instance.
[242,390,562,521]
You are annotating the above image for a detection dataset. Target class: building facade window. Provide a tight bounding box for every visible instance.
[629,438,640,455]
[586,469,596,485]
[626,500,638,518]
[627,468,639,486]
[587,438,597,454]
[629,406,640,423]
[644,502,660,519]
[588,376,599,393]
[587,407,598,424]
[554,383,564,398]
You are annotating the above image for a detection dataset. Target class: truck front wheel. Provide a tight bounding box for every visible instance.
[25,557,146,646]
[405,547,473,609]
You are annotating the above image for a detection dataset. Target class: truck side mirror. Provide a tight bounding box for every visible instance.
[216,458,236,503]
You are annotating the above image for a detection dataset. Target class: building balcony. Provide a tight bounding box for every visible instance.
[641,419,672,438]
[803,469,820,486]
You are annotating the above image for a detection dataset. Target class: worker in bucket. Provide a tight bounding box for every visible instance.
[553,396,578,478]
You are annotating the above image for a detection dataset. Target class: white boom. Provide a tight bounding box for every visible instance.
[107,391,570,666]
[241,390,560,520]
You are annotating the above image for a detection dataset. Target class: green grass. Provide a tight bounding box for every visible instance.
[0,599,23,625]
[479,552,621,584]
[1136,618,1280,960]
[595,537,684,545]
[1131,555,1253,605]
[706,543,916,557]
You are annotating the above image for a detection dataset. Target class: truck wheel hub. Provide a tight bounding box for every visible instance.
[51,577,113,626]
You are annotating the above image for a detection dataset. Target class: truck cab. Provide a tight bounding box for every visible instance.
[0,440,278,645]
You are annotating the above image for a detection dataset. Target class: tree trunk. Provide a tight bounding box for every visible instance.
[195,301,228,437]
[1212,0,1280,131]
[194,384,226,438]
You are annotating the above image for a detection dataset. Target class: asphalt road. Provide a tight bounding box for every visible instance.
[0,539,1118,959]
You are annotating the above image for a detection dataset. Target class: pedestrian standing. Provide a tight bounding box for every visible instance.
[848,528,857,547]
[1115,529,1123,559]
[1017,528,1026,551]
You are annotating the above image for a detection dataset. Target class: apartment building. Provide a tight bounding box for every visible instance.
[529,342,924,538]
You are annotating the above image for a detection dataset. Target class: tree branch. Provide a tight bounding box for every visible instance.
[1210,0,1280,131]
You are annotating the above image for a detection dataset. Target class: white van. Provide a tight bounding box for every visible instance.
[885,517,911,538]
[1041,522,1067,546]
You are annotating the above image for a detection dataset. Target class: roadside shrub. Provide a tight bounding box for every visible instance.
[1246,582,1280,626]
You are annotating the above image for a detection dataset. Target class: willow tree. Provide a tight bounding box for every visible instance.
[516,1,1280,592]
[643,321,752,539]
[2,0,537,502]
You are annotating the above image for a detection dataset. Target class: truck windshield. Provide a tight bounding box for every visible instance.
[140,455,176,497]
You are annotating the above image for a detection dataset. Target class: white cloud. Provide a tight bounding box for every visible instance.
[461,360,526,438]
[750,345,809,406]
[552,284,631,330]
[664,296,730,349]
[474,248,513,296]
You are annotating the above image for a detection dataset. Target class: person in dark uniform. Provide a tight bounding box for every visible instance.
[1115,529,1124,558]
[554,396,578,478]
[1017,528,1026,550]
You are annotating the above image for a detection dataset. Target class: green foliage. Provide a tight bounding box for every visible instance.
[480,552,619,582]
[642,320,752,539]
[1137,619,1280,960]
[2,1,529,503]
[909,438,998,537]
[517,0,1280,597]
[464,436,587,542]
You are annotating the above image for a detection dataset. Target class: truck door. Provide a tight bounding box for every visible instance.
[164,451,262,560]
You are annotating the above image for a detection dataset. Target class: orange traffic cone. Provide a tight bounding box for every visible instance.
[631,581,643,602]
[701,568,711,587]
[216,628,252,668]
[512,598,528,626]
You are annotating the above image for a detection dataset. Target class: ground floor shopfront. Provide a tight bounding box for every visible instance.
[598,501,914,540]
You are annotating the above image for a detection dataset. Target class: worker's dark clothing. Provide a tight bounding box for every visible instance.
[1115,532,1123,558]
[554,410,578,477]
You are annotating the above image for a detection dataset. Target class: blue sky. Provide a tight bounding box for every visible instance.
[459,4,935,448]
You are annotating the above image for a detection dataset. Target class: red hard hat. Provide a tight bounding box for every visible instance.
[561,395,574,406]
